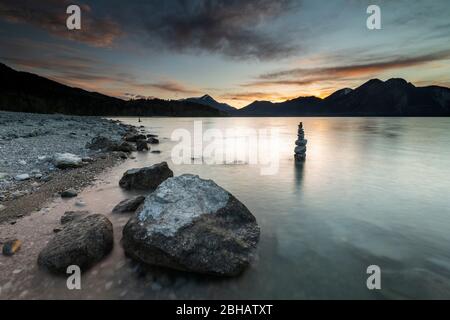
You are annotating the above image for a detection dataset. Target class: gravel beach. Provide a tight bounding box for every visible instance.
[0,111,134,223]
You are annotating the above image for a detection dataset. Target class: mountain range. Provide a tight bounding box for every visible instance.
[0,63,225,117]
[1,62,449,117]
[236,79,450,116]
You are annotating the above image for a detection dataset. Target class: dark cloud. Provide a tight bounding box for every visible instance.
[0,0,300,59]
[125,0,300,60]
[0,0,122,47]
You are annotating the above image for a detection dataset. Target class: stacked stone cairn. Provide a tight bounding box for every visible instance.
[294,122,307,161]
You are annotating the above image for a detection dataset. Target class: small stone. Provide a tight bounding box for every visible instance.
[151,150,161,154]
[15,174,30,181]
[147,137,159,144]
[112,196,145,213]
[2,239,22,256]
[53,153,83,169]
[0,173,10,180]
[119,162,173,190]
[136,139,149,151]
[60,189,78,198]
[124,133,146,143]
[75,200,86,207]
[105,281,113,290]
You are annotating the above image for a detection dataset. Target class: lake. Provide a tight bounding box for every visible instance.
[2,117,450,299]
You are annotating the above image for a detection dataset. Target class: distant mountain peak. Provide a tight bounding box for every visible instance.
[184,94,237,113]
[200,94,214,100]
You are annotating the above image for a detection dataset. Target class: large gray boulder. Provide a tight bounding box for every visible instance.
[119,162,173,190]
[122,174,260,276]
[38,214,113,273]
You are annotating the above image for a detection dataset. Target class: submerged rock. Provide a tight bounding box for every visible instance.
[136,139,149,151]
[53,153,83,169]
[119,162,173,190]
[122,174,260,276]
[112,196,146,213]
[2,239,22,256]
[38,214,113,273]
[147,137,159,144]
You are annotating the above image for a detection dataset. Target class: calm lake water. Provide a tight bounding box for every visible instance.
[2,117,450,299]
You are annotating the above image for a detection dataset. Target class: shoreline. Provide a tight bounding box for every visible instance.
[0,111,140,225]
[0,152,126,225]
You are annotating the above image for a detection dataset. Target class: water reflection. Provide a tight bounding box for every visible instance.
[2,117,450,299]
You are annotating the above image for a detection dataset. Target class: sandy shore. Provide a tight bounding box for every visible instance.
[0,111,134,224]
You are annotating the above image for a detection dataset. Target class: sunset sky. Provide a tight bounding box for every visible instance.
[1,0,449,108]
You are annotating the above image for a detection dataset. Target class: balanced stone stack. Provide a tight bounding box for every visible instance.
[294,122,307,161]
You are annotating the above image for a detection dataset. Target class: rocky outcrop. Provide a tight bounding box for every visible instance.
[294,122,307,161]
[122,174,260,276]
[119,162,173,190]
[38,214,113,273]
[112,196,145,213]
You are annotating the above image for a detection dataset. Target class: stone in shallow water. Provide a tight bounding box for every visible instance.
[119,162,173,190]
[136,139,149,151]
[112,196,146,213]
[122,174,260,276]
[38,214,113,273]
